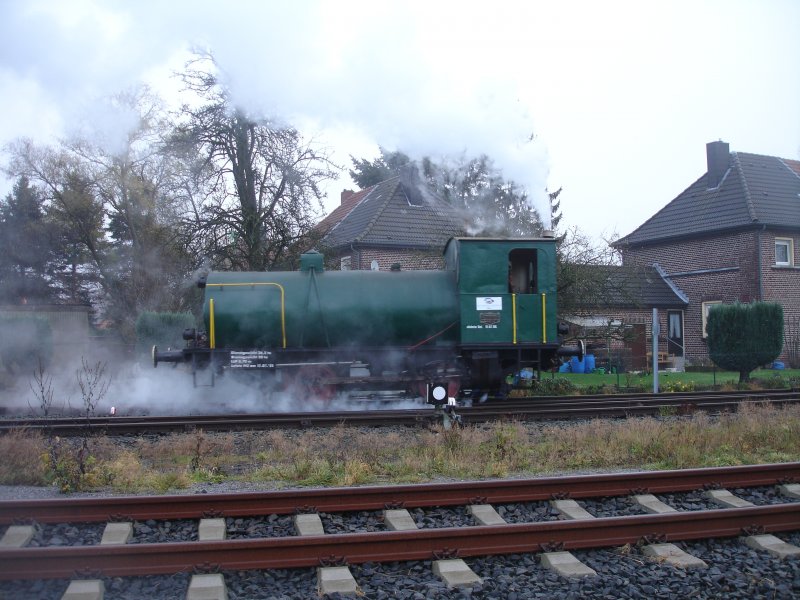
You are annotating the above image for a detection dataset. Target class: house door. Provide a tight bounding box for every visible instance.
[629,324,647,371]
[667,310,684,357]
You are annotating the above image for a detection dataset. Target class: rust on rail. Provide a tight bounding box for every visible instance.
[0,504,798,580]
[1,462,798,524]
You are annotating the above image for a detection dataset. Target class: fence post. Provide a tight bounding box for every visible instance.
[652,308,659,393]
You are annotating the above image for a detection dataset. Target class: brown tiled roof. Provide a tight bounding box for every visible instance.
[316,187,373,235]
[567,264,688,313]
[785,158,800,178]
[615,150,800,246]
[319,176,464,250]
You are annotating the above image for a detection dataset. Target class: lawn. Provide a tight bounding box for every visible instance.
[541,367,800,392]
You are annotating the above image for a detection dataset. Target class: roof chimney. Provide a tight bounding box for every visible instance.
[706,140,730,188]
[340,189,354,205]
[398,163,426,206]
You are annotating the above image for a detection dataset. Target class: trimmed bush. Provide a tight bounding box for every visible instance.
[0,316,52,374]
[707,302,784,383]
[135,312,196,357]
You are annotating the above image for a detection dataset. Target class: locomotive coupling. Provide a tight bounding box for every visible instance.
[556,339,585,361]
[152,345,187,368]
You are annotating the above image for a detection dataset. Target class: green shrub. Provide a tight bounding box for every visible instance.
[135,311,196,357]
[707,302,783,383]
[0,316,52,373]
[528,377,577,396]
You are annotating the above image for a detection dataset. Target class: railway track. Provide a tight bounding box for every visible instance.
[1,463,799,598]
[1,389,797,436]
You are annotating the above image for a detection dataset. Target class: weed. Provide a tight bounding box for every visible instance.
[7,403,800,493]
[0,429,47,484]
[341,459,374,486]
[189,430,207,472]
[191,467,226,484]
[660,380,696,393]
[72,359,110,483]
[28,359,110,492]
[149,472,191,493]
[103,451,148,493]
[438,426,467,454]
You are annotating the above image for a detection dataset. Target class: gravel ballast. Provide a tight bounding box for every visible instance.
[2,534,797,599]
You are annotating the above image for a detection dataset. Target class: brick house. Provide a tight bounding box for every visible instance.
[563,263,688,372]
[316,173,464,271]
[613,141,800,367]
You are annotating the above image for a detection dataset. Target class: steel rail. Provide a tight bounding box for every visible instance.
[2,462,798,524]
[0,504,798,579]
[473,399,800,423]
[1,390,797,435]
[493,389,799,407]
[519,388,798,402]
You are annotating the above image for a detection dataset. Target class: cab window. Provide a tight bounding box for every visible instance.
[508,249,537,294]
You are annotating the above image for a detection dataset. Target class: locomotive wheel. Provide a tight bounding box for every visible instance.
[288,365,337,405]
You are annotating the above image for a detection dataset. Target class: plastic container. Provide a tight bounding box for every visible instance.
[558,362,570,373]
[570,356,585,374]
[772,361,785,370]
[584,354,596,373]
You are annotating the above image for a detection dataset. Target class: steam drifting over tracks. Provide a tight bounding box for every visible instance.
[1,389,799,436]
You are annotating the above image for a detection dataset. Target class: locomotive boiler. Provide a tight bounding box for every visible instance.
[153,236,580,402]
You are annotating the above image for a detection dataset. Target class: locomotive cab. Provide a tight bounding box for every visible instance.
[443,236,561,393]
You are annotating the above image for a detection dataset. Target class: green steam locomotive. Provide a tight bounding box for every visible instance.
[153,236,581,403]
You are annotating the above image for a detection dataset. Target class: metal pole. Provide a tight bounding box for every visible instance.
[652,308,660,393]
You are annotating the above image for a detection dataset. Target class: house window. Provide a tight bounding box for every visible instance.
[775,238,794,266]
[340,256,351,271]
[701,301,723,338]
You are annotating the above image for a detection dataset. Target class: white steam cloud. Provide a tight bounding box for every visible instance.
[3,1,799,242]
[3,354,430,417]
[0,0,552,215]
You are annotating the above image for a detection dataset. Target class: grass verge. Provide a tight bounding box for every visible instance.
[546,367,800,391]
[2,403,800,493]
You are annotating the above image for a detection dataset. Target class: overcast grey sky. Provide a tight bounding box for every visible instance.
[1,0,798,241]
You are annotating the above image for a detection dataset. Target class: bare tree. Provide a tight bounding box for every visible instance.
[5,89,195,338]
[170,54,339,271]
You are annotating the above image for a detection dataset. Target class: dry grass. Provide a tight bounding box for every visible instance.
[0,429,48,485]
[529,403,800,472]
[3,404,800,493]
[136,430,237,472]
[103,451,192,493]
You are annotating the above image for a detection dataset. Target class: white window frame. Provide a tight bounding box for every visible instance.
[340,256,351,271]
[701,301,723,338]
[775,238,794,267]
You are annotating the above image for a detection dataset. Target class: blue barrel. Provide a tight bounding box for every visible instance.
[570,356,585,374]
[558,362,570,373]
[584,354,596,373]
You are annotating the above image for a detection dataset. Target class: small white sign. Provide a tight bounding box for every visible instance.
[476,297,502,311]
